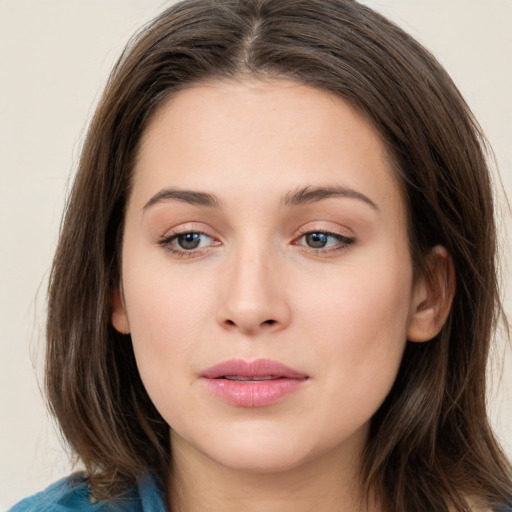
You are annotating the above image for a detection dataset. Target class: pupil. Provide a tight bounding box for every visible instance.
[178,233,201,250]
[306,233,327,248]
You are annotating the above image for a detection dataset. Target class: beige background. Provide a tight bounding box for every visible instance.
[1,0,511,509]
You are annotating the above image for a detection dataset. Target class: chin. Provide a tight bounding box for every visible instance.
[175,422,316,474]
[210,441,311,474]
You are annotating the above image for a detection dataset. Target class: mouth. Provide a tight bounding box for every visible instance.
[222,375,284,381]
[200,359,309,407]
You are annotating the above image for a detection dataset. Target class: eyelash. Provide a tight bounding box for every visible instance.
[294,230,355,255]
[158,231,217,259]
[158,229,355,258]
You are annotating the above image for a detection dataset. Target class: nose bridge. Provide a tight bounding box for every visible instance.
[218,235,290,334]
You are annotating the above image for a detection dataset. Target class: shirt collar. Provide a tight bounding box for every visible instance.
[136,473,167,511]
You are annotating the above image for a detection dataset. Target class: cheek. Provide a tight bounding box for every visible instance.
[120,247,217,395]
[298,256,412,338]
[296,258,412,408]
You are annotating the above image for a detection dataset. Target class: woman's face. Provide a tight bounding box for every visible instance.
[114,79,425,475]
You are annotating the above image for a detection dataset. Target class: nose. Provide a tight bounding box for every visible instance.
[217,245,291,335]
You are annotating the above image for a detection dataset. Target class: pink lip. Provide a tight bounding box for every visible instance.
[200,358,309,407]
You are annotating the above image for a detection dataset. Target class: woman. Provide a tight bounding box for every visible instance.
[9,0,512,510]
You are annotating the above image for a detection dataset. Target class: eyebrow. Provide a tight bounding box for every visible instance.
[143,184,379,212]
[143,188,220,210]
[282,185,379,211]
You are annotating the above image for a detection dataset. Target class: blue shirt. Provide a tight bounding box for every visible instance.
[9,474,512,511]
[8,473,167,512]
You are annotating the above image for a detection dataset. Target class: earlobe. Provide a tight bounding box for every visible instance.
[407,246,455,343]
[111,287,131,334]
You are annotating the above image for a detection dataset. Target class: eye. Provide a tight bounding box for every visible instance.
[173,232,211,250]
[304,232,335,249]
[158,231,219,257]
[296,231,355,253]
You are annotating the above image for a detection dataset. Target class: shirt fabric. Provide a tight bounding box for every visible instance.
[8,473,166,512]
[8,473,512,512]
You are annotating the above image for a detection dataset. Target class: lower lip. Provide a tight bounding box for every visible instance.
[203,377,307,407]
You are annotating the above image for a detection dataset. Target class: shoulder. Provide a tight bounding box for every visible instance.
[8,474,101,512]
[7,473,157,512]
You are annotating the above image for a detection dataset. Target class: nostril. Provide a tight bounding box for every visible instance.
[222,318,278,330]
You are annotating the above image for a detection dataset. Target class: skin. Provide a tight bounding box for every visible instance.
[112,78,453,512]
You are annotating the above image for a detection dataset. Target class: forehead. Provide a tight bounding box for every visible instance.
[131,78,405,222]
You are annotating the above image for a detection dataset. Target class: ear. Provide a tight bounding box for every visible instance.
[407,245,455,343]
[111,287,130,334]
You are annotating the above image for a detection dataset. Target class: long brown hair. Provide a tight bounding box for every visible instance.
[46,0,512,509]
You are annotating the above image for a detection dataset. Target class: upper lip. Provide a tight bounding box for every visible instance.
[200,358,308,380]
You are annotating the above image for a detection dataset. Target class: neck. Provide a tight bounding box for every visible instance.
[166,430,377,512]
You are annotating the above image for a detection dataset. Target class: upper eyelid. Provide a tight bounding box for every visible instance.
[295,226,355,241]
[159,227,354,240]
[160,222,217,238]
[296,228,352,237]
[157,223,356,245]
